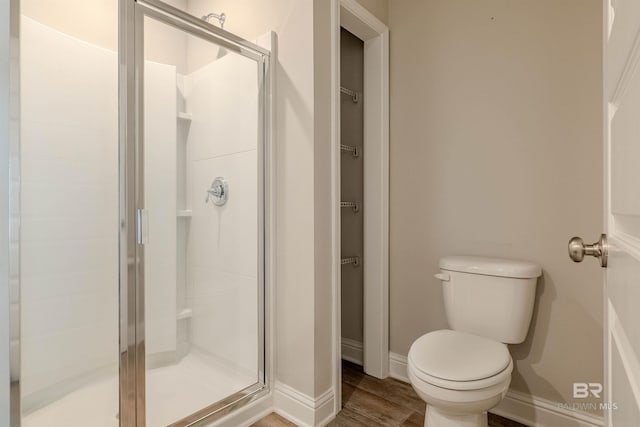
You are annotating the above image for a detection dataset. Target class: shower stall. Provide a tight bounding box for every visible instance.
[9,0,272,425]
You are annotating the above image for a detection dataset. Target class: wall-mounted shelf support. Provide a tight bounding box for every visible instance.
[177,308,193,320]
[340,201,360,213]
[341,256,361,267]
[177,111,193,121]
[340,144,361,158]
[340,86,360,103]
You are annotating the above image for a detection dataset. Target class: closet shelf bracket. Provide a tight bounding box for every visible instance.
[340,86,360,103]
[341,256,361,267]
[340,144,361,158]
[340,201,361,213]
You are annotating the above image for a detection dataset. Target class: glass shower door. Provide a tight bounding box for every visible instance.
[18,3,120,426]
[130,2,269,425]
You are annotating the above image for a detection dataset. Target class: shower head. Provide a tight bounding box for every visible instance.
[202,12,226,29]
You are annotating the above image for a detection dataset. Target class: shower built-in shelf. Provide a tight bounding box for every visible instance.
[340,201,360,213]
[341,256,361,267]
[340,144,361,158]
[177,209,192,217]
[177,308,193,320]
[177,112,193,121]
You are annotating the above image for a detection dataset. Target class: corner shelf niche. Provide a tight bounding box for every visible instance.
[176,74,193,359]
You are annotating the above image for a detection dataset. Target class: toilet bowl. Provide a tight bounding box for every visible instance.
[408,330,512,427]
[408,256,541,427]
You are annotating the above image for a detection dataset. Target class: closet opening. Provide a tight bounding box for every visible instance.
[340,27,365,369]
[332,0,389,411]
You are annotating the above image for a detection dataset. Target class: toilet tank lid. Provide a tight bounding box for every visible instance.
[439,256,541,279]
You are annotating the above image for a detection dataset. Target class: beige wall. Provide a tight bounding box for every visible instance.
[389,0,604,410]
[312,0,334,397]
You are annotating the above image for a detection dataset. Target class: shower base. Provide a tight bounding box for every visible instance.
[22,351,255,427]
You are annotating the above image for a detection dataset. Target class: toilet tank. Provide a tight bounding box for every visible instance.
[437,256,541,344]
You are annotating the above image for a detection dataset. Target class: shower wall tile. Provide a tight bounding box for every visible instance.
[20,216,115,243]
[190,150,258,278]
[20,21,117,130]
[9,304,19,340]
[9,59,19,120]
[21,182,117,219]
[20,123,117,186]
[21,291,117,337]
[144,60,178,355]
[9,280,19,305]
[8,209,18,242]
[184,53,260,376]
[9,114,19,150]
[20,238,116,280]
[187,150,258,371]
[9,149,19,183]
[188,268,257,376]
[19,17,119,398]
[8,242,18,281]
[20,262,116,302]
[186,54,258,161]
[20,318,117,400]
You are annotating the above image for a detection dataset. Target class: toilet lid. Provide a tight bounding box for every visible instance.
[408,330,511,382]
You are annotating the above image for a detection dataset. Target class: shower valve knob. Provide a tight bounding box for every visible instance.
[206,177,229,206]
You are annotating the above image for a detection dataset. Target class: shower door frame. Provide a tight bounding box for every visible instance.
[119,1,272,425]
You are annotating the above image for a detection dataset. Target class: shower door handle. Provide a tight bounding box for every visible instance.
[136,209,149,245]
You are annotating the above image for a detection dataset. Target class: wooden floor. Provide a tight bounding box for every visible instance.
[252,361,526,427]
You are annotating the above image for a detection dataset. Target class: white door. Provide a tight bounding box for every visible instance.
[603,0,640,425]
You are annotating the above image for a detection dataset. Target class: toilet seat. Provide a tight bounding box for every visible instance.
[408,330,513,391]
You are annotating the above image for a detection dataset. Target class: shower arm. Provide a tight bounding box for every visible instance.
[201,12,226,29]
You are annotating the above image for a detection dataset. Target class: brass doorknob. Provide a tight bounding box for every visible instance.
[568,234,608,268]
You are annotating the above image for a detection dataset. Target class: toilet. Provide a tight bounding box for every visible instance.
[407,256,541,427]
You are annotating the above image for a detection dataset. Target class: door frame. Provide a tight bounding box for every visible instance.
[603,0,640,425]
[330,0,389,410]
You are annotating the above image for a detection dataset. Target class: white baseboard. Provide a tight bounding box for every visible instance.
[492,390,603,427]
[215,394,274,427]
[212,382,336,427]
[389,351,409,383]
[387,353,603,427]
[273,382,335,427]
[341,338,363,365]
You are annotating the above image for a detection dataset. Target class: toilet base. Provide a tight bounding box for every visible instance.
[424,405,488,427]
